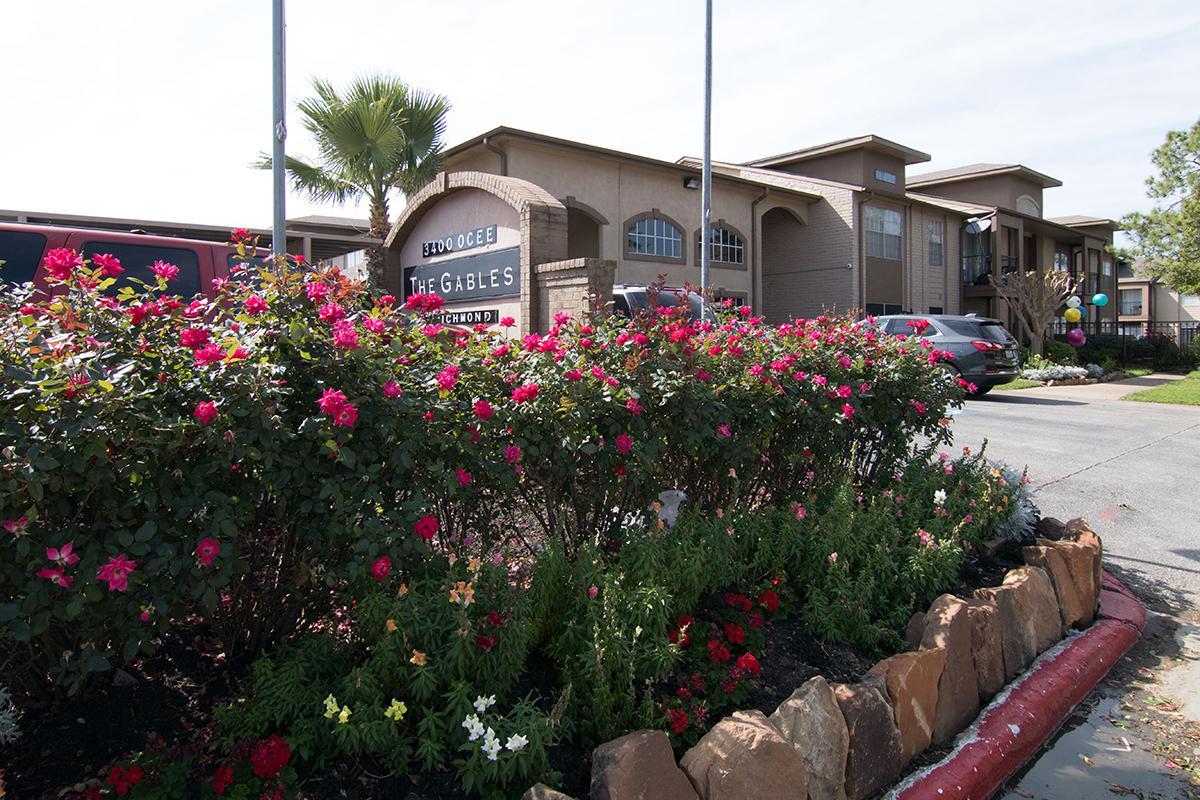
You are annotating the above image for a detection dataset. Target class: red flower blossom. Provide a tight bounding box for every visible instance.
[194,537,221,566]
[194,343,226,366]
[212,764,234,796]
[405,293,445,313]
[331,319,360,350]
[96,554,137,592]
[317,302,345,322]
[757,589,779,613]
[437,364,460,392]
[736,652,761,677]
[249,734,291,781]
[371,555,391,582]
[668,707,689,734]
[487,610,505,628]
[840,403,856,418]
[149,260,179,281]
[244,295,268,315]
[92,253,123,276]
[473,399,494,420]
[723,622,745,645]
[194,401,218,425]
[511,383,540,404]
[378,294,396,306]
[305,282,329,301]
[180,327,210,350]
[707,639,731,662]
[455,468,473,487]
[500,316,515,327]
[231,227,252,244]
[414,515,438,541]
[475,632,498,652]
[614,433,633,453]
[382,380,402,398]
[43,247,83,282]
[36,565,73,588]
[723,593,752,612]
[625,397,643,415]
[503,444,522,464]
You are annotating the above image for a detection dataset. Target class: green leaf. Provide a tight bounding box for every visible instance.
[134,520,157,542]
[86,653,112,672]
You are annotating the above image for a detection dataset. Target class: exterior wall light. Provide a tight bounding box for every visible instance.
[683,176,701,190]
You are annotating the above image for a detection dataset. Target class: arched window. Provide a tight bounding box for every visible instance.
[625,212,684,262]
[694,223,747,268]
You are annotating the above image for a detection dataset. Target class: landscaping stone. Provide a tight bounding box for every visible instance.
[1034,516,1067,540]
[833,674,903,800]
[769,676,849,800]
[1064,519,1103,615]
[965,597,1006,700]
[1038,537,1099,625]
[919,594,980,745]
[869,647,947,766]
[523,784,576,800]
[904,612,925,649]
[1004,566,1063,653]
[590,729,698,800]
[1024,543,1090,629]
[680,710,808,800]
[974,581,1037,681]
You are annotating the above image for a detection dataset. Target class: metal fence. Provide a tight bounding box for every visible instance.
[1048,320,1199,362]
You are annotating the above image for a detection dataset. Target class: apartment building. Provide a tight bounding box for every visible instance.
[1117,260,1200,345]
[382,126,1118,337]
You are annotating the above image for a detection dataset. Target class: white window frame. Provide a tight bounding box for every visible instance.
[626,216,682,259]
[866,206,903,261]
[697,226,745,265]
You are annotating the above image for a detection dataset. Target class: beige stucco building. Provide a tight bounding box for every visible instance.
[383,127,1119,337]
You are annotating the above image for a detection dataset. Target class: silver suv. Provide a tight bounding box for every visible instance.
[871,313,1020,395]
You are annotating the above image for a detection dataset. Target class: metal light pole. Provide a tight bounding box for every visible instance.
[700,0,713,319]
[271,0,287,257]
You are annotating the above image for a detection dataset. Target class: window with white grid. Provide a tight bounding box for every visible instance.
[698,226,745,265]
[626,217,682,259]
[866,206,903,261]
[927,220,944,267]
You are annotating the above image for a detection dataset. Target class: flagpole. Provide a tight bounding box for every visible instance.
[700,0,713,319]
[272,0,287,256]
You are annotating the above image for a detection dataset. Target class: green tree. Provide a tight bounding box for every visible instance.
[261,75,449,286]
[1120,118,1200,294]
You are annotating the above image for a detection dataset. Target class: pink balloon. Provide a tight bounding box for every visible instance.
[1066,329,1087,347]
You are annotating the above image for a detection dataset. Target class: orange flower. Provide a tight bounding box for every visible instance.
[385,619,397,632]
[410,650,427,666]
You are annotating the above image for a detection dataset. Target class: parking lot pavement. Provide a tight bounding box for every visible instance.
[948,376,1200,798]
[948,375,1200,611]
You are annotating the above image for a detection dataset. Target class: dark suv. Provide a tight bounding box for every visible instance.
[611,285,710,320]
[871,313,1020,395]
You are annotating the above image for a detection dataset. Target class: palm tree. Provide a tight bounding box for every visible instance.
[260,75,449,286]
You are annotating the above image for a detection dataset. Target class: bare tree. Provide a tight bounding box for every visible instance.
[989,269,1078,356]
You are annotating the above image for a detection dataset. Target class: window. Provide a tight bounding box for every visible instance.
[696,225,745,266]
[1053,250,1070,272]
[864,302,903,316]
[962,230,991,285]
[626,215,683,260]
[1119,289,1143,316]
[927,220,944,267]
[0,230,47,285]
[865,206,902,261]
[874,169,897,185]
[84,240,202,298]
[1102,258,1112,277]
[928,305,944,314]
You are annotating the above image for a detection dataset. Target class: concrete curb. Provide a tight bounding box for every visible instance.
[887,571,1144,800]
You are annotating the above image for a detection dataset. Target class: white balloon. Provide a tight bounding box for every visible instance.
[1066,296,1082,308]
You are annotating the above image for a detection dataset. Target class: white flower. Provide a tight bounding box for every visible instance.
[933,489,947,507]
[481,734,501,761]
[505,733,529,752]
[462,713,485,741]
[473,694,496,714]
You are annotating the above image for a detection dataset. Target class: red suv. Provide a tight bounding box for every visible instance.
[0,222,242,298]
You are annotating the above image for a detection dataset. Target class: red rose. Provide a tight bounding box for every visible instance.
[414,515,438,541]
[371,555,391,582]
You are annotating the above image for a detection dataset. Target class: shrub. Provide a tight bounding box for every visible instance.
[1043,338,1078,365]
[1021,364,1088,381]
[1,248,964,697]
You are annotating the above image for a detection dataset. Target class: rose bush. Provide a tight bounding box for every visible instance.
[1,244,964,697]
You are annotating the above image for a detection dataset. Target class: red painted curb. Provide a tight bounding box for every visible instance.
[891,570,1143,800]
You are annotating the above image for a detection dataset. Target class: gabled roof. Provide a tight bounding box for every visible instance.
[442,126,821,202]
[676,158,864,192]
[1047,215,1121,230]
[745,134,932,168]
[907,163,1062,189]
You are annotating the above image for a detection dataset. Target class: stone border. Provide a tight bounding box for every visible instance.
[524,517,1133,800]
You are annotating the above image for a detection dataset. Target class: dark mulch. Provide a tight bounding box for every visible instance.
[746,617,877,714]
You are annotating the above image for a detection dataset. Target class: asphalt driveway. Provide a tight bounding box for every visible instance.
[949,375,1200,611]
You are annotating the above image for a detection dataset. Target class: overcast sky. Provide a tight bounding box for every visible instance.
[4,0,1199,238]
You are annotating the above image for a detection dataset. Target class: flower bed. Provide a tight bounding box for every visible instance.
[1,242,1030,799]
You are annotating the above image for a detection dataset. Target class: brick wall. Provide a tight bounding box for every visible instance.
[533,258,616,329]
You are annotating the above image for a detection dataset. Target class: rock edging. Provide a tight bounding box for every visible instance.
[525,518,1132,800]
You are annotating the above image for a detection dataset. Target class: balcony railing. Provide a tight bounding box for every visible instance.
[962,254,992,286]
[1000,255,1020,274]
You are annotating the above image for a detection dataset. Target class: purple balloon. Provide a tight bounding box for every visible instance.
[1067,329,1087,347]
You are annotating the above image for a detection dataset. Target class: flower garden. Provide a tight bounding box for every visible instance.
[0,240,1037,799]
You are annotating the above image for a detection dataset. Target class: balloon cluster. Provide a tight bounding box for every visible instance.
[1062,293,1108,347]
